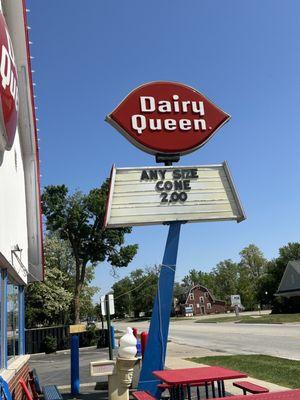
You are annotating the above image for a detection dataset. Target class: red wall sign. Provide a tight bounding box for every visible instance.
[0,11,18,151]
[106,81,230,156]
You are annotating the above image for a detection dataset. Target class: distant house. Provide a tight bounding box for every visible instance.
[180,285,226,316]
[276,261,300,298]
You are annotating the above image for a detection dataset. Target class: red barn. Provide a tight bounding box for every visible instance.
[183,285,226,316]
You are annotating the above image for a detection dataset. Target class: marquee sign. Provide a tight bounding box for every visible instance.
[104,162,245,228]
[106,81,230,156]
[0,11,19,152]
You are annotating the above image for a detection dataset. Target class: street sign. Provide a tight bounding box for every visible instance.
[106,81,230,156]
[104,162,245,228]
[101,294,115,316]
[0,11,19,152]
[231,294,242,307]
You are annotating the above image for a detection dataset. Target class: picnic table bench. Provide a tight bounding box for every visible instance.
[233,381,269,395]
[213,390,300,400]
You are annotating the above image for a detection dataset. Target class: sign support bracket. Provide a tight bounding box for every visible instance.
[138,221,182,396]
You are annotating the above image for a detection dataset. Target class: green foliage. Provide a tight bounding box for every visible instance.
[26,235,73,327]
[42,182,138,323]
[112,267,158,317]
[239,244,267,278]
[81,323,98,346]
[25,234,99,328]
[42,335,57,354]
[179,244,268,310]
[179,242,300,312]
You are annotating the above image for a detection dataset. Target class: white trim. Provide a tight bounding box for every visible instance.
[0,354,30,382]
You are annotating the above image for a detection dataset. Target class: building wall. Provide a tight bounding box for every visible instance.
[185,286,226,315]
[0,127,28,283]
[0,0,42,386]
[8,361,29,400]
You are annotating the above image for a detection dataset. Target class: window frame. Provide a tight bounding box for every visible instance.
[0,269,25,370]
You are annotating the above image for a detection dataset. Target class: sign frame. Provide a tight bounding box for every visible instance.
[104,161,246,228]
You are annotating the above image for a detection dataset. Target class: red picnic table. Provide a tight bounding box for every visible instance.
[153,366,247,399]
[213,390,300,400]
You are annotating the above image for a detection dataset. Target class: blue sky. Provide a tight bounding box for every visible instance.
[27,1,300,296]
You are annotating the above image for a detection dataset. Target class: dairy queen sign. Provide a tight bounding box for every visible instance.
[0,10,19,152]
[106,81,230,157]
[104,81,245,396]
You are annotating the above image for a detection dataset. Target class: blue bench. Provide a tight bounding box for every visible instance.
[43,385,63,400]
[30,369,62,400]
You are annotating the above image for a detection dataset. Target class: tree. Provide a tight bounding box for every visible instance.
[112,276,133,317]
[42,182,138,323]
[239,244,267,278]
[130,268,158,317]
[182,269,216,292]
[25,235,73,327]
[112,267,158,317]
[213,260,240,299]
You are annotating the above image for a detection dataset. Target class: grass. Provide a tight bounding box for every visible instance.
[195,313,300,324]
[188,355,300,389]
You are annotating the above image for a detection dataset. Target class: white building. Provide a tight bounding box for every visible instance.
[0,0,43,396]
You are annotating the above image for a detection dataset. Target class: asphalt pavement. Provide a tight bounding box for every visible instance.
[113,317,300,361]
[29,347,115,387]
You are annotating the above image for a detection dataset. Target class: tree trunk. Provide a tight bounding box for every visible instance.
[73,257,87,324]
[74,281,83,324]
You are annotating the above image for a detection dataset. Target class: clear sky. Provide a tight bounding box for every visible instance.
[27,1,300,297]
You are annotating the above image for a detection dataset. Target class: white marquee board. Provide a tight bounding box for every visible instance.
[104,162,245,228]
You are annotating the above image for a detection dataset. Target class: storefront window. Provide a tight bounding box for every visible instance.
[7,281,18,359]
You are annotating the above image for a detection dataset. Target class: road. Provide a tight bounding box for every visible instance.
[113,318,300,361]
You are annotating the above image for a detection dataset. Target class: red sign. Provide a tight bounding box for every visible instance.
[106,81,230,156]
[0,12,18,151]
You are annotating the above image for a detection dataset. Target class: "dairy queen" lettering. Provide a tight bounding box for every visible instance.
[131,95,206,135]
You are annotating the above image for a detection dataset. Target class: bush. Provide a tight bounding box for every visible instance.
[80,324,98,347]
[42,335,57,353]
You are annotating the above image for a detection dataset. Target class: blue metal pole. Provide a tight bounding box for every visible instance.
[18,286,25,355]
[1,269,8,369]
[71,334,80,395]
[110,326,115,350]
[138,222,182,395]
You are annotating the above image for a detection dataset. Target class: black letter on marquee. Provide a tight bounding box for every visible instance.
[191,169,198,179]
[155,181,164,191]
[158,169,167,180]
[174,180,183,191]
[183,180,191,190]
[173,169,181,179]
[141,170,149,180]
[149,170,158,180]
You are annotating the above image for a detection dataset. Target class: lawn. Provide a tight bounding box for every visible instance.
[195,313,300,324]
[188,355,300,389]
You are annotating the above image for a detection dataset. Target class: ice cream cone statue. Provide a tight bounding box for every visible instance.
[109,327,138,400]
